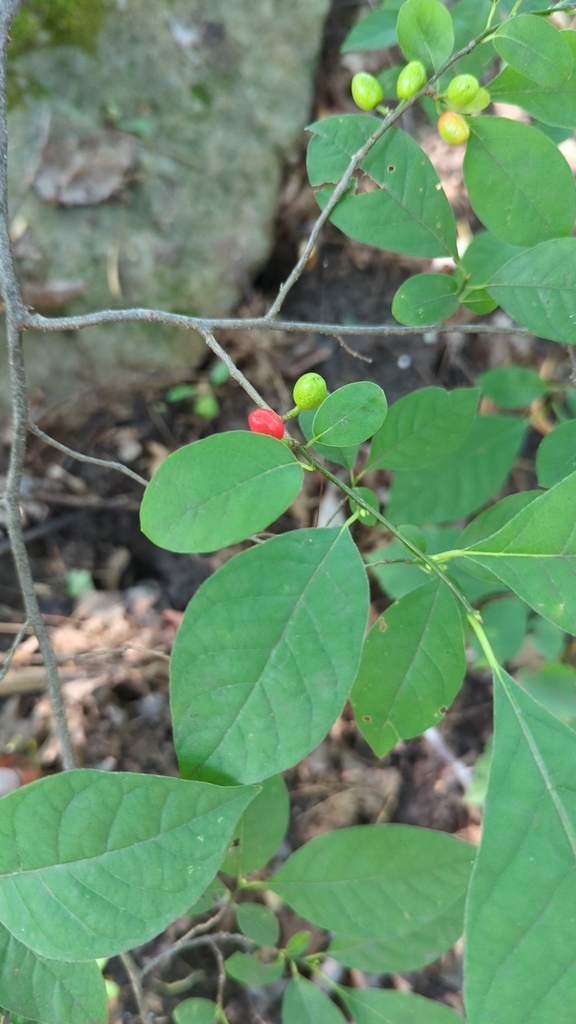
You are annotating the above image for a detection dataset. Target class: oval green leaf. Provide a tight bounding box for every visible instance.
[463,118,576,247]
[221,773,289,876]
[282,976,347,1024]
[341,7,398,52]
[236,903,280,946]
[368,387,478,470]
[174,999,218,1024]
[387,415,527,525]
[494,15,573,87]
[489,31,576,128]
[536,420,576,488]
[269,824,475,963]
[171,528,369,785]
[352,581,466,757]
[465,671,576,1024]
[460,472,576,632]
[140,432,303,554]
[477,366,547,409]
[225,951,284,986]
[298,408,359,470]
[0,771,256,961]
[341,988,465,1024]
[397,0,454,72]
[0,925,106,1024]
[312,382,387,446]
[487,238,576,344]
[392,273,459,327]
[307,116,457,259]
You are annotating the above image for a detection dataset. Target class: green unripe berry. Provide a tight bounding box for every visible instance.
[193,393,219,419]
[351,72,384,111]
[437,111,470,146]
[293,372,328,410]
[446,74,480,109]
[396,61,427,100]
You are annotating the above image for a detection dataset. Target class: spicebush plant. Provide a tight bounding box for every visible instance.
[2,1,576,1023]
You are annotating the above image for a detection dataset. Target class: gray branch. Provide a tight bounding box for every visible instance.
[0,0,76,770]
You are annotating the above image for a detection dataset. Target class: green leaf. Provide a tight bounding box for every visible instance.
[350,486,380,526]
[365,526,504,604]
[536,420,576,488]
[0,770,256,961]
[397,0,454,72]
[455,491,541,585]
[221,774,289,876]
[188,877,227,917]
[460,229,523,313]
[457,491,542,550]
[351,581,466,757]
[493,15,573,87]
[236,903,280,946]
[518,663,576,728]
[450,0,496,78]
[284,930,311,957]
[488,238,576,344]
[172,528,369,785]
[311,382,387,446]
[341,987,465,1024]
[477,366,547,409]
[463,118,576,247]
[140,432,303,554]
[470,596,529,666]
[269,824,475,971]
[464,670,576,1024]
[488,32,576,128]
[0,924,106,1024]
[387,415,527,525]
[341,7,398,52]
[282,976,347,1024]
[298,409,359,470]
[367,387,478,470]
[173,999,218,1024]
[529,615,565,661]
[224,951,284,986]
[307,116,457,259]
[459,472,576,632]
[392,273,460,327]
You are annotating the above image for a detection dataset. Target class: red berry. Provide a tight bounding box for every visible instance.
[248,409,285,439]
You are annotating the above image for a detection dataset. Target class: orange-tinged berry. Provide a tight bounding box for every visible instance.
[438,111,470,145]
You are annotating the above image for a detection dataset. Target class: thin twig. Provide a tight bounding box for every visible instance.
[197,328,271,409]
[20,308,532,340]
[265,24,495,318]
[209,940,227,1017]
[334,334,373,364]
[0,617,30,682]
[0,0,75,770]
[142,906,230,979]
[120,951,153,1024]
[29,423,148,487]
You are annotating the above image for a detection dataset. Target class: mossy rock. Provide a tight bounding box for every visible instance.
[2,0,330,419]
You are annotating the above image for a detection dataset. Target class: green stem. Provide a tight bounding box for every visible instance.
[293,443,476,615]
[467,612,505,683]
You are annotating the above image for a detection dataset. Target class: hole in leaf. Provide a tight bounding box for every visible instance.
[362,716,372,723]
[387,165,395,172]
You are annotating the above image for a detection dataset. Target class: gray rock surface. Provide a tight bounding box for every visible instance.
[2,0,330,419]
